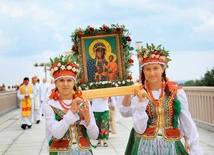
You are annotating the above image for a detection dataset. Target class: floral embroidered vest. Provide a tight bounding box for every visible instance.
[137,90,182,141]
[49,107,92,153]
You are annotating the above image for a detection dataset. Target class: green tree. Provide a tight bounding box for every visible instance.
[184,67,214,86]
[201,67,214,86]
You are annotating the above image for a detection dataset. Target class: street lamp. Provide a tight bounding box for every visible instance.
[135,41,143,75]
[34,62,50,80]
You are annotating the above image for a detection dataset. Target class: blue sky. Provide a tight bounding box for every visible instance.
[0,0,214,87]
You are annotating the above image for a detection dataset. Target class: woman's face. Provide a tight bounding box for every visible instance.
[55,77,75,98]
[96,48,105,58]
[143,63,165,84]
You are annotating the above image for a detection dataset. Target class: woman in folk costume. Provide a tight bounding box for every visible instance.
[17,77,35,130]
[43,55,99,155]
[91,97,110,147]
[119,43,203,155]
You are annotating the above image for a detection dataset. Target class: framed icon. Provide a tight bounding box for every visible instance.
[78,33,124,83]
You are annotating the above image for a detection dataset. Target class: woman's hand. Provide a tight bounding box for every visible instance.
[79,100,91,126]
[70,97,82,114]
[134,88,147,102]
[122,95,131,106]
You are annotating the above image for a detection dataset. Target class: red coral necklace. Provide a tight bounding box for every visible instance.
[58,98,72,110]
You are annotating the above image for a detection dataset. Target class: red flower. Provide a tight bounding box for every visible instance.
[116,27,122,33]
[88,26,94,32]
[71,45,76,51]
[73,89,83,99]
[79,79,84,84]
[156,51,160,55]
[127,75,132,80]
[128,58,134,63]
[53,62,59,68]
[102,25,109,31]
[126,36,131,41]
[77,30,83,37]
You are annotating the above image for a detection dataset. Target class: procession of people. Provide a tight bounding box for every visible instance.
[6,29,204,155]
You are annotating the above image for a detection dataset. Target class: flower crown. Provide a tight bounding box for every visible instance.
[137,43,171,67]
[49,55,79,82]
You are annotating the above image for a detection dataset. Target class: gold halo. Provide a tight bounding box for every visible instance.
[89,39,112,59]
[105,53,117,62]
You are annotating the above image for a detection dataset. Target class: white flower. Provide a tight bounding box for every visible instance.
[146,51,149,55]
[67,65,72,70]
[50,71,54,76]
[122,81,125,84]
[127,79,130,82]
[90,83,93,86]
[85,87,89,90]
[115,84,118,87]
[61,65,65,70]
[143,54,147,58]
[72,67,76,72]
[57,63,61,67]
[155,54,160,58]
[54,67,58,71]
[118,81,121,84]
[160,56,166,61]
[78,86,82,90]
[151,54,155,58]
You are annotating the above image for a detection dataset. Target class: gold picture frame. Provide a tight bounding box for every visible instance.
[78,33,125,83]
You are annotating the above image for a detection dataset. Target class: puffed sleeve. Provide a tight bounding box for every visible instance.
[116,96,133,117]
[178,89,203,155]
[131,96,149,134]
[43,103,79,140]
[17,90,23,100]
[110,96,116,106]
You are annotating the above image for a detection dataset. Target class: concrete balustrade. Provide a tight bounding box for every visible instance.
[0,91,19,116]
[184,87,214,132]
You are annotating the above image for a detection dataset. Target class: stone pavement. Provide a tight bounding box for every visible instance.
[0,108,214,155]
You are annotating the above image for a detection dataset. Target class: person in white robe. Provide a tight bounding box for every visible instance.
[17,77,35,130]
[40,78,49,116]
[32,76,42,124]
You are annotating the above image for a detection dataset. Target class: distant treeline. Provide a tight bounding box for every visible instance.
[182,67,214,86]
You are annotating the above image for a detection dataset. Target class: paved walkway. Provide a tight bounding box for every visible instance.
[0,108,214,155]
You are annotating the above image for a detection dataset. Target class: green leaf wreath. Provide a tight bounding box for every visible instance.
[70,24,134,90]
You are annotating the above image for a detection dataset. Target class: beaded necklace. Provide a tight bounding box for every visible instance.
[59,98,72,111]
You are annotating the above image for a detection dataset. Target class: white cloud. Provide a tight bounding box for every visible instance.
[167,50,214,81]
[0,29,11,52]
[192,11,214,39]
[0,3,25,18]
